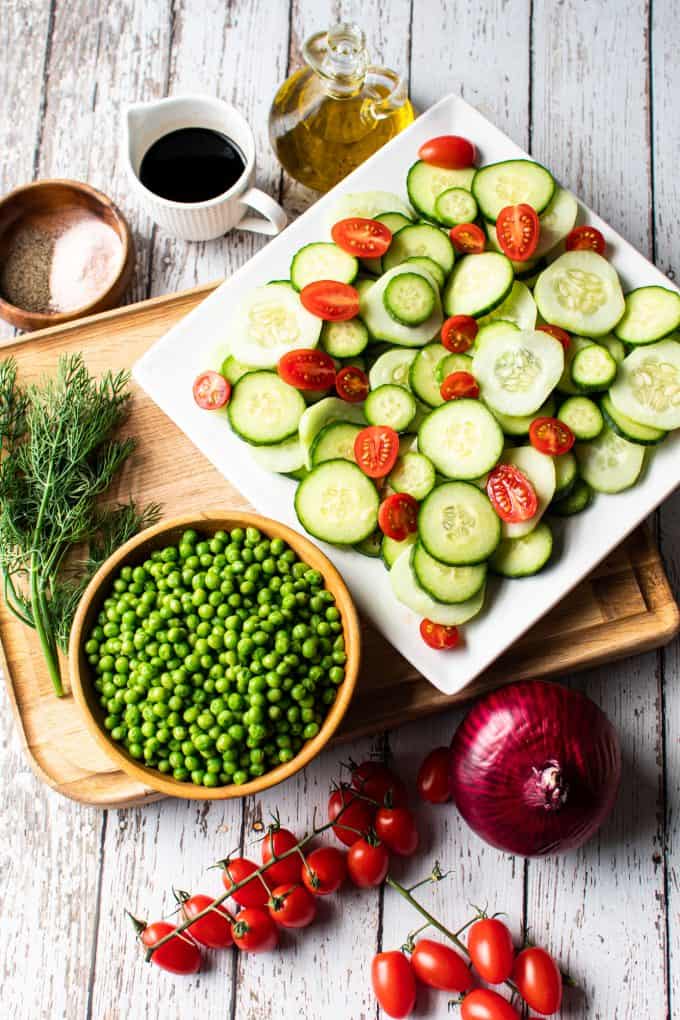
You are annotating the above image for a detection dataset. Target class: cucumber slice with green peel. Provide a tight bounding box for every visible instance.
[608,339,680,431]
[436,352,474,384]
[361,211,412,274]
[418,399,504,479]
[410,343,450,407]
[413,543,487,603]
[355,277,376,299]
[320,318,369,358]
[418,481,501,565]
[488,395,556,436]
[443,252,515,318]
[534,250,625,337]
[310,421,363,465]
[299,396,366,468]
[406,161,476,221]
[570,343,618,391]
[484,221,544,277]
[600,392,667,445]
[329,191,414,227]
[473,319,520,353]
[381,532,417,568]
[228,371,305,445]
[516,260,547,288]
[434,187,478,227]
[598,334,626,364]
[221,354,253,384]
[285,467,308,483]
[290,242,358,291]
[556,336,593,395]
[295,461,379,544]
[228,282,322,367]
[248,436,306,474]
[360,264,443,346]
[354,529,383,558]
[575,426,646,493]
[553,451,578,499]
[364,384,417,431]
[613,286,680,345]
[533,188,579,258]
[490,521,553,578]
[391,548,486,625]
[472,159,555,222]
[383,271,437,326]
[550,477,593,515]
[369,348,418,390]
[500,445,556,539]
[403,256,446,289]
[472,329,564,416]
[405,399,430,433]
[558,396,604,440]
[382,223,455,275]
[476,281,538,332]
[388,451,436,500]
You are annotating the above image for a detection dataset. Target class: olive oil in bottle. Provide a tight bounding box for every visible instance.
[269,23,414,193]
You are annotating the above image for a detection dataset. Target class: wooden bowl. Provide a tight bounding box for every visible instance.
[0,179,135,331]
[69,510,361,800]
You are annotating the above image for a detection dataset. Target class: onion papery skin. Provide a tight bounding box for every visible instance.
[450,680,622,856]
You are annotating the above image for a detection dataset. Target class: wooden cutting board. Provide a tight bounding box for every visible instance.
[1,284,678,808]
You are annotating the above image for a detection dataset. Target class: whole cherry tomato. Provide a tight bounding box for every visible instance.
[417,747,452,803]
[268,884,317,929]
[231,907,279,953]
[565,224,606,255]
[486,463,538,524]
[278,349,336,390]
[300,280,359,320]
[140,921,201,975]
[441,314,478,353]
[418,135,476,170]
[420,619,461,650]
[495,204,540,261]
[512,946,563,1015]
[461,988,520,1020]
[351,761,408,808]
[374,806,419,856]
[410,938,474,992]
[354,425,400,478]
[450,223,486,254]
[261,826,301,886]
[331,217,392,257]
[378,492,419,541]
[336,364,369,402]
[193,370,231,410]
[371,950,417,1019]
[302,846,347,895]
[328,785,374,847]
[180,893,233,949]
[347,836,390,888]
[467,917,515,984]
[221,857,269,908]
[529,416,575,456]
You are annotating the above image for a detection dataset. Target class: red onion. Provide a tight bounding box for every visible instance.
[449,680,621,856]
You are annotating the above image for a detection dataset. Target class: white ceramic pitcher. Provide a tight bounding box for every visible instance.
[124,95,287,242]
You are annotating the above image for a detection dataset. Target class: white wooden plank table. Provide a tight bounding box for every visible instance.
[0,1,678,1017]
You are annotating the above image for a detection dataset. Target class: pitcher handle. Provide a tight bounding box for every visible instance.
[238,187,287,236]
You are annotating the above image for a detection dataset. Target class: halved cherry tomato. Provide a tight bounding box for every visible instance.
[467,917,515,984]
[495,204,540,262]
[417,747,452,803]
[231,906,278,953]
[193,370,231,410]
[536,323,571,351]
[411,938,474,992]
[347,836,390,888]
[267,883,317,929]
[440,370,480,401]
[566,224,606,255]
[261,826,301,886]
[461,988,520,1020]
[300,280,360,320]
[441,314,478,353]
[140,921,202,974]
[512,947,563,1015]
[221,857,269,908]
[336,364,369,403]
[354,425,400,478]
[331,217,392,258]
[450,222,486,254]
[486,463,538,523]
[420,619,461,650]
[378,492,419,541]
[351,761,408,808]
[418,135,476,170]
[374,806,419,856]
[181,893,233,949]
[278,348,335,391]
[372,950,417,1019]
[302,846,347,896]
[328,785,374,847]
[529,416,575,456]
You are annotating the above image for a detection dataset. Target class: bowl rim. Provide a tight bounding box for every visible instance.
[68,510,361,800]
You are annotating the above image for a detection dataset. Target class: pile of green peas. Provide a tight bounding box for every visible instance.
[85,526,346,787]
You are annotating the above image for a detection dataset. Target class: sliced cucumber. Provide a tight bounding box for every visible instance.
[575,426,646,493]
[476,281,537,332]
[406,399,430,434]
[249,437,305,474]
[488,395,556,436]
[299,396,366,468]
[608,339,680,431]
[600,392,667,445]
[406,161,476,221]
[384,271,437,326]
[571,342,617,391]
[388,451,436,500]
[474,319,520,353]
[295,461,379,544]
[221,355,253,385]
[443,252,515,318]
[413,543,486,603]
[556,336,593,395]
[534,250,625,337]
[553,451,578,499]
[329,191,414,227]
[410,343,450,407]
[436,352,474,385]
[362,211,412,274]
[360,264,443,346]
[550,477,593,515]
[558,396,604,440]
[484,222,543,277]
[229,282,322,367]
[501,445,556,539]
[418,399,504,480]
[365,385,417,431]
[369,348,418,390]
[599,334,626,364]
[472,159,555,222]
[390,548,486,625]
[355,277,375,299]
[404,256,446,289]
[490,521,553,578]
[320,318,369,358]
[355,529,383,558]
[381,532,417,568]
[290,242,358,291]
[434,187,478,227]
[472,329,564,416]
[614,286,680,345]
[533,188,579,258]
[418,481,501,565]
[382,223,455,275]
[310,421,362,465]
[228,371,305,445]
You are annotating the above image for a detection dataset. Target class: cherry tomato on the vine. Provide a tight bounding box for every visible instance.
[536,323,571,351]
[221,857,269,908]
[351,761,408,808]
[419,619,460,650]
[371,950,417,1019]
[354,425,400,478]
[486,463,538,523]
[302,846,347,895]
[261,826,302,886]
[440,370,480,401]
[374,806,419,857]
[180,894,233,949]
[417,746,452,803]
[565,224,606,255]
[278,348,335,391]
[193,370,231,410]
[441,314,478,353]
[328,785,374,847]
[495,204,540,262]
[231,906,279,953]
[529,416,575,456]
[268,884,317,929]
[347,836,390,888]
[331,217,392,258]
[300,280,360,320]
[378,492,419,541]
[512,946,563,1015]
[140,921,202,975]
[461,988,520,1020]
[418,135,476,170]
[336,364,369,403]
[410,938,474,992]
[450,222,486,254]
[467,917,515,984]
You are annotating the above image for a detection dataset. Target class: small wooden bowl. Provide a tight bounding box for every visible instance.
[0,179,135,331]
[69,511,361,801]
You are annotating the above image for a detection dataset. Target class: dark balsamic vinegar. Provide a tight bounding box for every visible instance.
[139,127,246,203]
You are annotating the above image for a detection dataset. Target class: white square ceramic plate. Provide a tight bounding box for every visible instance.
[134,93,680,696]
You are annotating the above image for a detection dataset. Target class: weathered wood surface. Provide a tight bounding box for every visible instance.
[0,2,678,1019]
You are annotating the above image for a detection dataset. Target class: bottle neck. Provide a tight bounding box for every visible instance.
[303,23,368,97]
